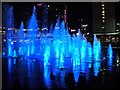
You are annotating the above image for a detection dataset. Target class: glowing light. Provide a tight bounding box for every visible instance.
[11,42,13,45]
[13,58,16,65]
[102,13,105,16]
[44,66,51,88]
[13,50,17,57]
[94,62,101,76]
[42,27,48,31]
[71,29,76,32]
[102,26,104,29]
[37,3,43,6]
[81,40,87,60]
[8,58,12,72]
[82,24,88,27]
[76,33,79,36]
[102,11,105,14]
[102,20,105,23]
[4,39,6,42]
[107,44,113,58]
[93,35,101,61]
[87,33,89,35]
[44,46,50,66]
[47,5,50,7]
[102,7,105,10]
[117,23,120,26]
[4,6,114,77]
[55,27,60,29]
[102,4,104,6]
[73,66,80,83]
[117,60,119,63]
[102,17,105,19]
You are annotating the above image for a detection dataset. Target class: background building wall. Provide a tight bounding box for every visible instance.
[92,2,115,33]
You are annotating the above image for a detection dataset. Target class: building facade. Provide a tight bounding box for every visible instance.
[92,2,116,33]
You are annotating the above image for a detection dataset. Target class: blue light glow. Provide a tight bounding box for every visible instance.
[94,62,101,76]
[73,66,80,83]
[107,44,113,70]
[13,50,17,57]
[13,58,16,65]
[44,66,51,89]
[4,5,114,77]
[8,58,12,72]
[7,39,12,56]
[93,35,101,61]
[107,44,113,58]
[44,46,50,66]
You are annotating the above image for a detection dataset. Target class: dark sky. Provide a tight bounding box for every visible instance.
[3,2,92,28]
[3,2,120,33]
[67,2,92,31]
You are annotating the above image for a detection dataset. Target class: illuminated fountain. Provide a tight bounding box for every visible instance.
[27,6,38,56]
[93,34,101,61]
[107,44,113,58]
[107,44,113,70]
[4,6,114,76]
[6,6,14,57]
[18,21,24,56]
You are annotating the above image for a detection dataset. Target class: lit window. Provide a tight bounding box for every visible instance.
[102,20,105,23]
[102,26,104,29]
[102,4,104,6]
[47,5,50,7]
[102,11,105,14]
[102,7,105,10]
[117,23,120,26]
[102,17,105,19]
[56,9,58,10]
[87,33,89,35]
[102,13,105,16]
[71,29,76,32]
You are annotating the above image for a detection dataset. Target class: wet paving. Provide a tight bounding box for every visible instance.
[2,48,120,90]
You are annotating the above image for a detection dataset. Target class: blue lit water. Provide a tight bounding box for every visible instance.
[4,6,106,69]
[3,5,120,89]
[2,49,120,89]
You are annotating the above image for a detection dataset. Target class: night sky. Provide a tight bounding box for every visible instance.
[2,2,120,33]
[3,2,92,28]
[67,2,92,32]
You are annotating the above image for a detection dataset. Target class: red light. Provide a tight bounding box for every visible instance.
[37,3,43,6]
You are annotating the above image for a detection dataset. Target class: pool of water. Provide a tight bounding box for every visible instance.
[2,48,120,89]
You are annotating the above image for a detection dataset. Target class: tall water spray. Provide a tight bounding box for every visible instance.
[18,21,24,55]
[4,5,14,57]
[107,44,113,70]
[107,44,113,58]
[93,34,101,61]
[4,5,114,73]
[27,6,38,56]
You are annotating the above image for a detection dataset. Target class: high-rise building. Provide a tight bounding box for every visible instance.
[92,2,116,33]
[115,2,120,32]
